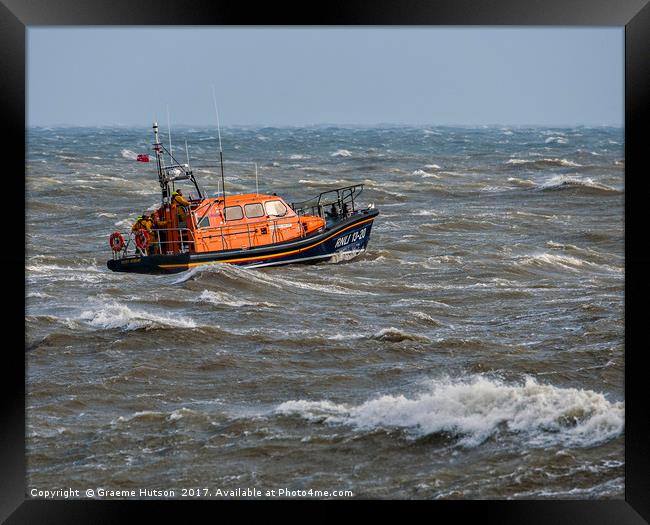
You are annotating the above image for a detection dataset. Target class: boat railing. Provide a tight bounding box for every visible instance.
[112,215,311,258]
[290,184,364,221]
[112,227,197,258]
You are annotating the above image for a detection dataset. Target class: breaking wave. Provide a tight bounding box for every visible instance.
[331,149,352,158]
[298,178,350,186]
[326,327,431,343]
[78,300,198,331]
[506,158,581,168]
[412,169,440,179]
[27,291,53,299]
[408,311,443,326]
[545,240,616,261]
[199,290,276,308]
[276,375,624,448]
[112,407,214,426]
[539,175,620,194]
[544,136,569,144]
[516,252,622,274]
[173,263,375,296]
[370,327,430,343]
[506,177,536,188]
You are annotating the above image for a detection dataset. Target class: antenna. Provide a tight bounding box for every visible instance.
[185,139,191,170]
[166,105,173,158]
[255,162,259,195]
[211,85,226,206]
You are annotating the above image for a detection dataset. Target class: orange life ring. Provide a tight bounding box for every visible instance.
[135,229,149,250]
[109,231,125,252]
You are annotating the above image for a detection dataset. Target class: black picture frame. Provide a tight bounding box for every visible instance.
[4,0,648,521]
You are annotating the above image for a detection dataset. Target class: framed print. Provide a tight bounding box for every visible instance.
[3,0,649,521]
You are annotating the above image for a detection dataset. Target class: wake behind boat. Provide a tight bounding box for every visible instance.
[106,122,379,274]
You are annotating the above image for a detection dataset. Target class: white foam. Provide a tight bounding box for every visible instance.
[412,169,440,179]
[409,311,442,326]
[327,326,430,343]
[113,409,206,425]
[396,298,451,308]
[517,252,622,274]
[507,177,536,188]
[27,291,53,299]
[26,262,101,274]
[371,327,430,343]
[540,174,618,192]
[298,178,350,186]
[546,158,581,167]
[280,275,374,296]
[506,158,581,168]
[120,149,139,160]
[326,249,365,264]
[328,332,365,341]
[276,375,624,448]
[331,149,352,158]
[174,262,375,296]
[199,290,276,308]
[545,136,569,144]
[114,218,133,228]
[546,240,608,258]
[79,300,197,331]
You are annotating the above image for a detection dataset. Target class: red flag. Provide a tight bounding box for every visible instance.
[136,154,150,162]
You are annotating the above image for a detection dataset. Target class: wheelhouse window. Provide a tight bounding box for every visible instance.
[194,212,210,228]
[224,205,243,221]
[265,200,288,217]
[244,203,265,218]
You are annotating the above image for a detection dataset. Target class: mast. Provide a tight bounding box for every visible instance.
[152,121,169,201]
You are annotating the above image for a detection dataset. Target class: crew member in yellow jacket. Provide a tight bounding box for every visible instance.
[131,213,153,254]
[171,189,191,224]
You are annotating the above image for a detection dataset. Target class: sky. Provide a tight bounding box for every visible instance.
[27,27,623,127]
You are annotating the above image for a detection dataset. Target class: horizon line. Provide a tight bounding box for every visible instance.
[27,122,624,129]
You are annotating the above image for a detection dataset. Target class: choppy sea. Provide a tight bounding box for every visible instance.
[26,125,624,498]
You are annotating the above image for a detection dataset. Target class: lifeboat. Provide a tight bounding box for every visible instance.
[106,122,379,274]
